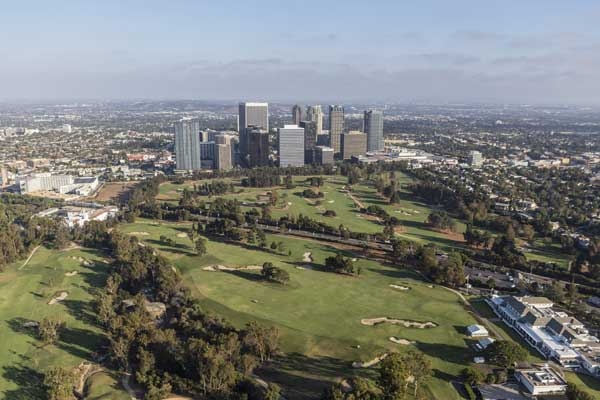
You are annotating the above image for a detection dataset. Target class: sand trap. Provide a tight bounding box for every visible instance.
[427,285,435,289]
[128,231,149,236]
[389,284,411,291]
[352,353,388,368]
[361,317,437,329]
[328,200,335,203]
[22,321,39,328]
[389,337,416,345]
[303,252,313,262]
[65,271,79,277]
[49,292,68,305]
[176,233,188,238]
[287,202,292,205]
[203,265,263,272]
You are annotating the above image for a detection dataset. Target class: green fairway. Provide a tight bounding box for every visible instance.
[157,174,468,252]
[0,246,127,399]
[122,219,480,399]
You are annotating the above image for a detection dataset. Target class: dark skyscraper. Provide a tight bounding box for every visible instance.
[299,120,317,164]
[328,105,344,154]
[246,126,270,167]
[363,110,384,152]
[238,102,268,163]
[292,104,303,125]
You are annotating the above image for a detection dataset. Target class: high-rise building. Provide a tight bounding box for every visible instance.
[199,141,216,169]
[246,126,270,167]
[278,125,305,167]
[0,166,8,189]
[292,104,303,125]
[341,131,367,160]
[175,118,202,170]
[299,120,317,163]
[363,110,384,152]
[215,143,232,170]
[328,105,344,154]
[469,150,484,167]
[314,146,334,165]
[306,105,323,135]
[238,102,269,160]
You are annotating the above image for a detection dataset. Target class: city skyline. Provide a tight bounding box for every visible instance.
[2,1,600,104]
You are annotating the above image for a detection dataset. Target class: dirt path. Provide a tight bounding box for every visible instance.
[347,191,366,209]
[18,245,41,270]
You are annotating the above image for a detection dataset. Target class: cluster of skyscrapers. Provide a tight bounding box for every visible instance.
[174,102,384,171]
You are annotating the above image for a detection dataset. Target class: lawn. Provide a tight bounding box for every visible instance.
[0,246,129,399]
[523,239,573,269]
[122,219,480,399]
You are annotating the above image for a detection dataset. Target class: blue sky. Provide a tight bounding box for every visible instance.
[2,0,600,103]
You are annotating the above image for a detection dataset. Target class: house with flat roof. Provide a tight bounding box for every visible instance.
[467,324,489,337]
[515,367,567,396]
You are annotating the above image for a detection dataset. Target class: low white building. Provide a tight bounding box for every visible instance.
[515,367,567,396]
[467,324,489,337]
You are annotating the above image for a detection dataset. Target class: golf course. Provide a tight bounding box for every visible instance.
[120,218,478,399]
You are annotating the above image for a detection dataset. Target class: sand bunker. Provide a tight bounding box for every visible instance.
[203,265,263,272]
[49,292,68,305]
[128,231,149,236]
[328,200,335,203]
[22,321,39,328]
[303,252,313,262]
[65,271,79,277]
[176,233,188,238]
[389,337,416,345]
[352,353,388,368]
[361,317,437,329]
[389,284,410,291]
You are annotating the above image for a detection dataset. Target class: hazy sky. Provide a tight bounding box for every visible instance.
[3,0,600,104]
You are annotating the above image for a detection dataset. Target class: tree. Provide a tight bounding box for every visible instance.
[44,367,75,400]
[243,322,280,362]
[261,262,290,284]
[264,383,281,400]
[566,280,578,310]
[379,353,410,400]
[195,236,207,256]
[38,318,62,345]
[403,350,432,397]
[486,341,527,368]
[461,367,485,385]
[324,255,356,275]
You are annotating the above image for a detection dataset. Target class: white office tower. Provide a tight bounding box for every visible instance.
[306,105,323,135]
[363,110,384,152]
[278,125,305,167]
[469,150,484,167]
[175,118,202,170]
[238,102,269,158]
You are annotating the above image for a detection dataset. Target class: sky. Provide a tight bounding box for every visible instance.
[2,0,600,104]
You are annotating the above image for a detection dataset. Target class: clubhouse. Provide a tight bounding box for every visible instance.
[488,295,600,376]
